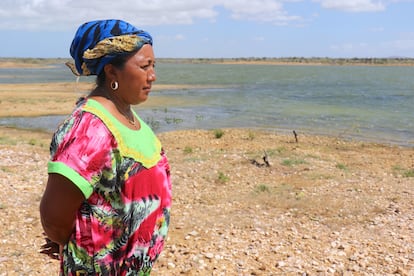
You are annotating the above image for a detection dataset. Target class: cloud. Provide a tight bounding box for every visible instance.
[0,0,216,30]
[313,0,386,12]
[0,0,303,30]
[221,0,302,25]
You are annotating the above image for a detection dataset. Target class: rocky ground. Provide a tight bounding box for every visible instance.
[0,126,413,275]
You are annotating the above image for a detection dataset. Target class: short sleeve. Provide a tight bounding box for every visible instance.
[48,111,116,198]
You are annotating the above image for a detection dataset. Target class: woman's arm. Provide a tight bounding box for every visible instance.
[40,173,85,246]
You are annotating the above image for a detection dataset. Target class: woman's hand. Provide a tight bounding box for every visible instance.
[39,234,61,260]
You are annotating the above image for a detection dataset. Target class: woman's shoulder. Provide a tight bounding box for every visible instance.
[53,98,113,141]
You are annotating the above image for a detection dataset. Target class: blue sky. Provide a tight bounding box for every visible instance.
[1,0,413,58]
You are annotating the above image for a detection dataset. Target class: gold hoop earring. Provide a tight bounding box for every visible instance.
[111,81,119,91]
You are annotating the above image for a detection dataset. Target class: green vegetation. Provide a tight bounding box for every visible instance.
[155,57,414,66]
[295,191,306,200]
[3,57,414,67]
[217,171,229,183]
[164,117,183,124]
[336,163,348,171]
[0,136,17,145]
[267,147,286,156]
[247,130,255,141]
[145,117,160,131]
[392,165,414,177]
[281,158,307,166]
[195,115,204,121]
[403,169,414,178]
[183,146,193,154]
[213,129,224,139]
[28,138,38,146]
[1,167,12,173]
[254,184,271,193]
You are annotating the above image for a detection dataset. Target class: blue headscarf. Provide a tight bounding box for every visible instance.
[68,19,153,76]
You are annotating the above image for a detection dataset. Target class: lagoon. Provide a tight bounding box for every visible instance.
[1,62,413,146]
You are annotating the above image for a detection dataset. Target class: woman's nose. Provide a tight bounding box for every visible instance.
[148,68,156,81]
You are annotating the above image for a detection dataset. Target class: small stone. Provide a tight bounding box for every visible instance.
[188,230,199,236]
[349,255,358,262]
[276,261,285,267]
[351,265,360,272]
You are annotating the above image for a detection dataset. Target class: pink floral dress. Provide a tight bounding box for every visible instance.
[48,98,172,275]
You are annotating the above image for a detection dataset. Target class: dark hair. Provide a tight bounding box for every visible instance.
[96,50,139,87]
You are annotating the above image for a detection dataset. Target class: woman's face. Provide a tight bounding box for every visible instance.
[115,44,156,105]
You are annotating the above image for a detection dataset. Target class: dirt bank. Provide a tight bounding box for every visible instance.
[0,126,413,275]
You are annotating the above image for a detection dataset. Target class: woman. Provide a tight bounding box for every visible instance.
[39,19,172,275]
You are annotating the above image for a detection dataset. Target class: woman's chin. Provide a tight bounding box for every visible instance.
[133,97,148,105]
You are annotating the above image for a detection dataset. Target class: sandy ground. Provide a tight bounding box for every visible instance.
[0,78,413,275]
[0,62,54,69]
[0,125,413,275]
[0,82,222,117]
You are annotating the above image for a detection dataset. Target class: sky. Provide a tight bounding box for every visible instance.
[0,0,414,59]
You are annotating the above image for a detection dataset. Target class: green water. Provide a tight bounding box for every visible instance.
[151,63,414,146]
[1,63,413,146]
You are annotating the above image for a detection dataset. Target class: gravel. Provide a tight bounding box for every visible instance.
[0,128,413,275]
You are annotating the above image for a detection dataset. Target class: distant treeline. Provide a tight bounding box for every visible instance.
[159,57,414,66]
[0,57,70,64]
[2,57,414,66]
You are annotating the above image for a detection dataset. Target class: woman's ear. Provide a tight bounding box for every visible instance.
[103,64,118,80]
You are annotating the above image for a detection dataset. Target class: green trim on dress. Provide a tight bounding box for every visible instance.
[48,161,94,198]
[47,98,162,198]
[84,99,162,168]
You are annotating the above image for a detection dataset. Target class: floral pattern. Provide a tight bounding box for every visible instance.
[48,99,171,275]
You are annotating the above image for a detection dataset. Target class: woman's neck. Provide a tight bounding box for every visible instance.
[90,87,136,126]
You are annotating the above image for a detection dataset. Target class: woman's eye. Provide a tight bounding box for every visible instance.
[141,64,155,70]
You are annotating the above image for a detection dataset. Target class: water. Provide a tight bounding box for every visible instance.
[0,63,76,83]
[1,62,413,146]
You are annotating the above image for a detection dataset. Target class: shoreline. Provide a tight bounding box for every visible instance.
[0,82,215,117]
[0,82,413,148]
